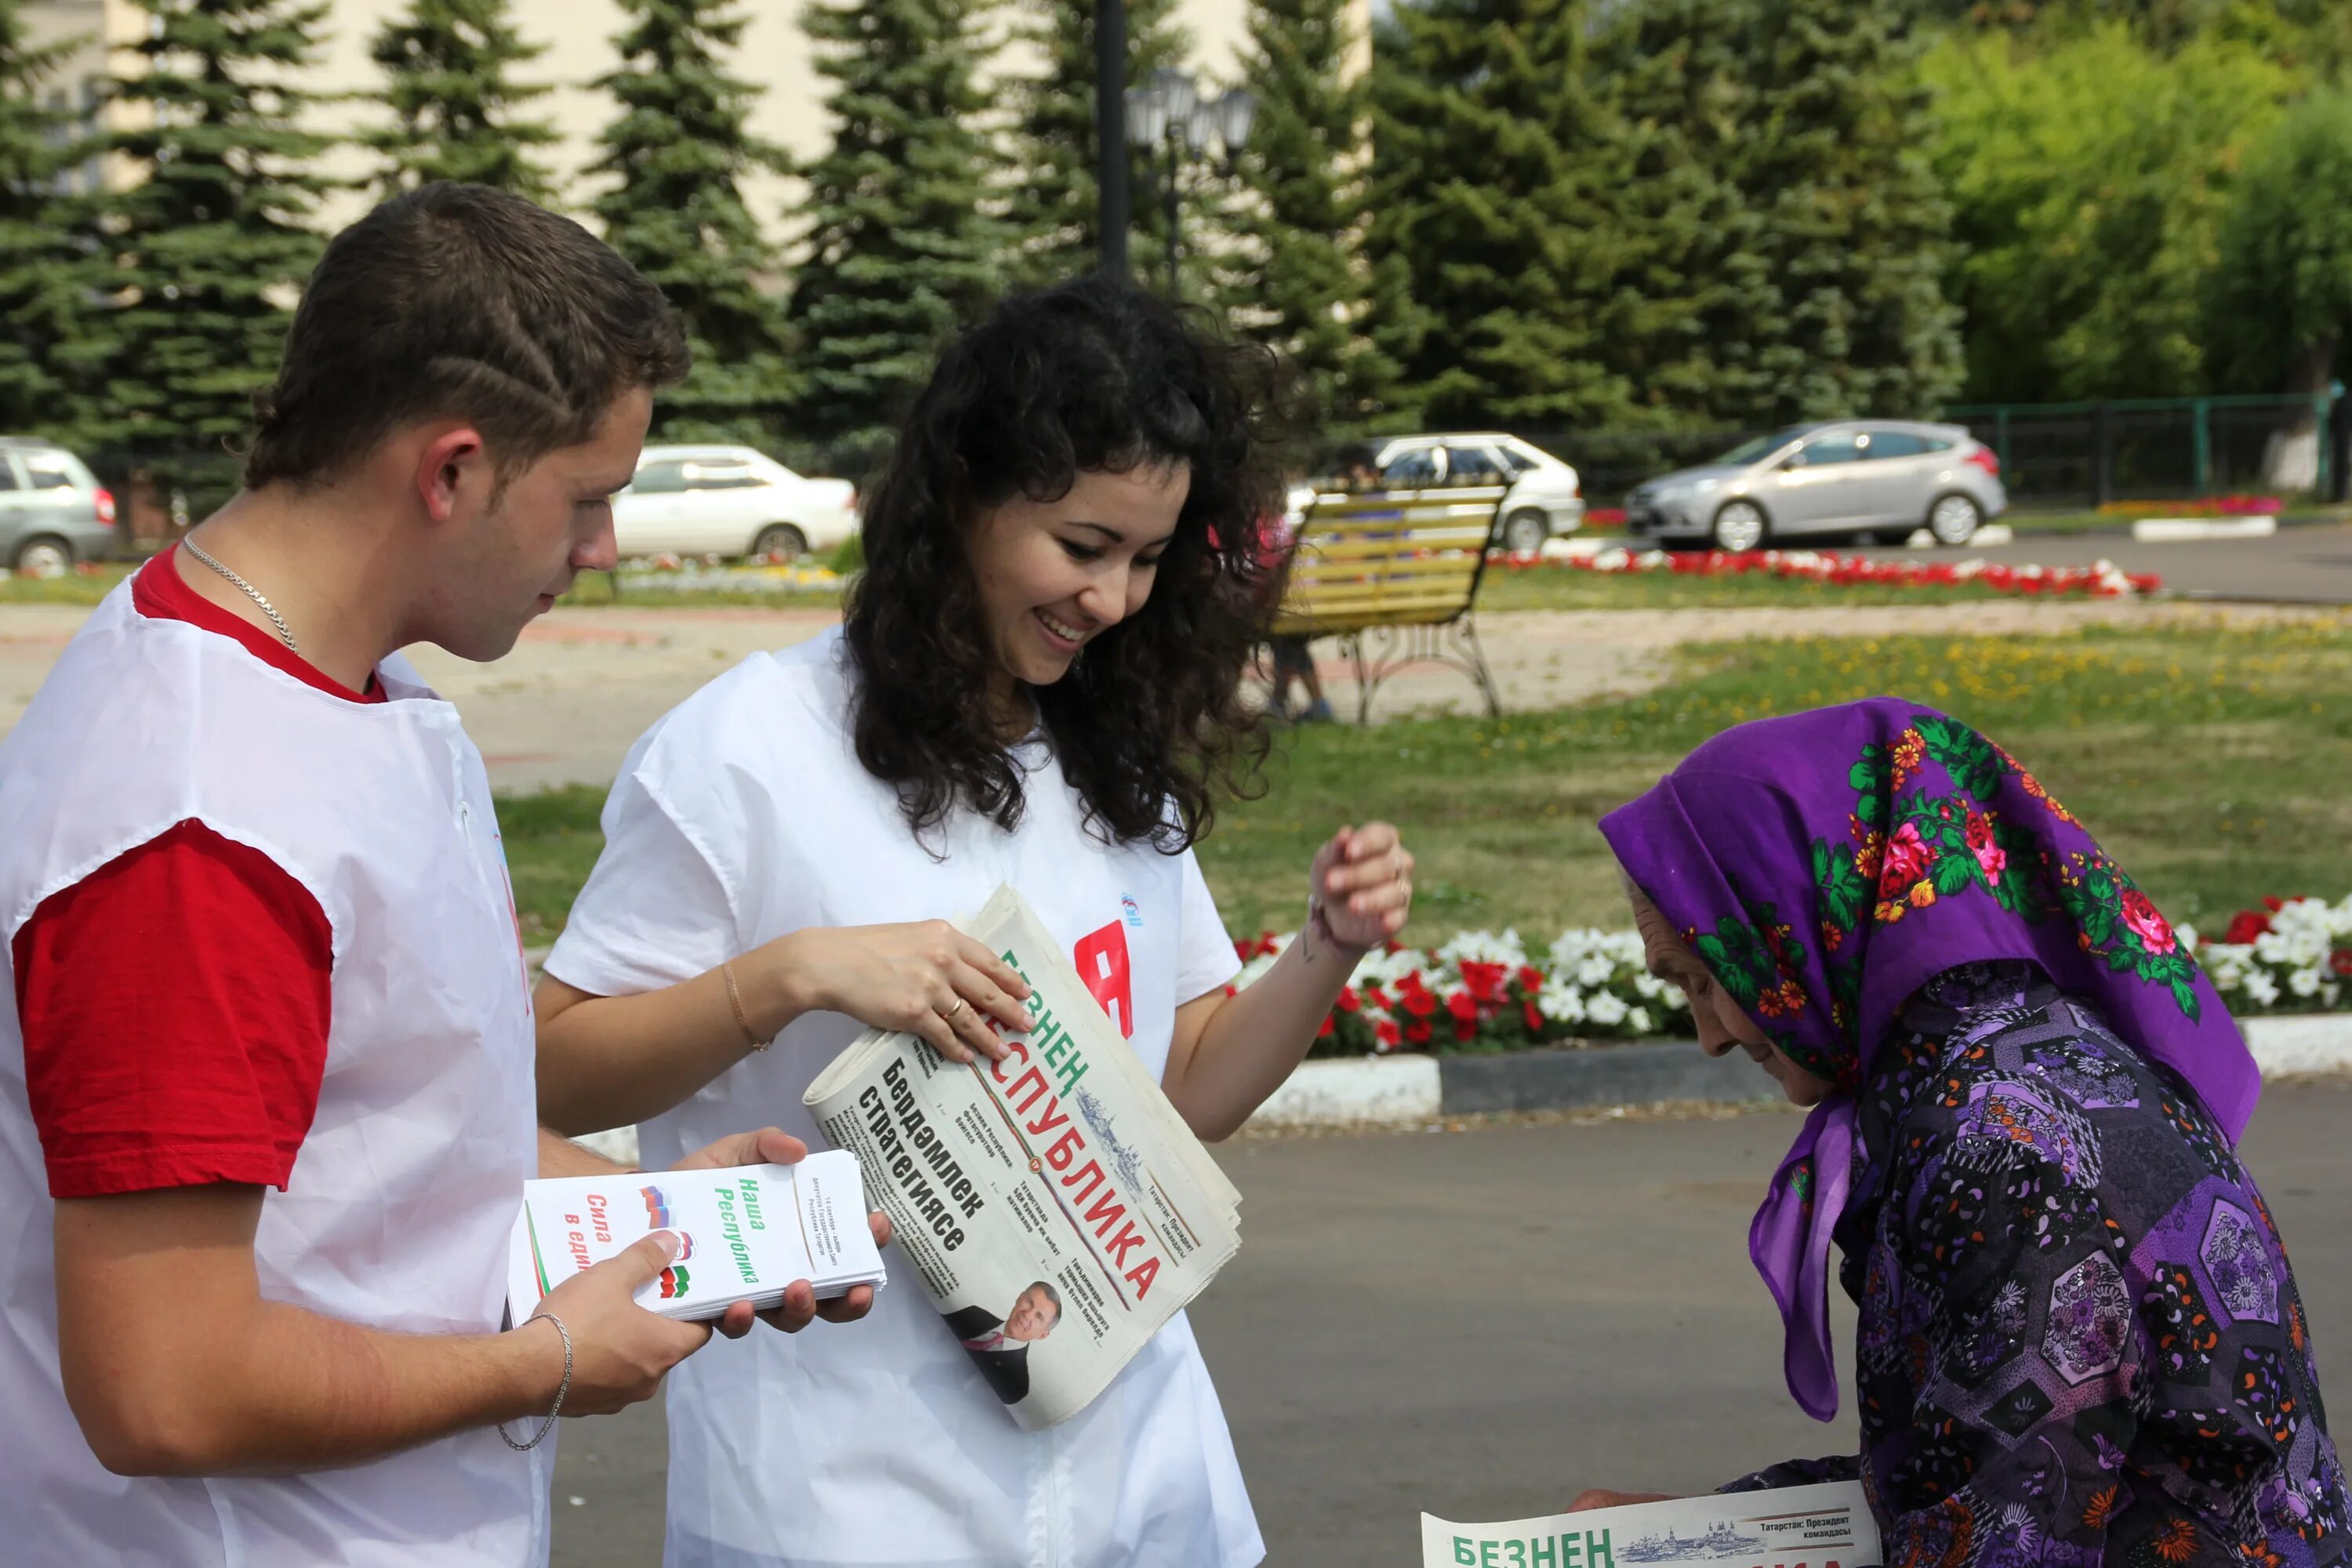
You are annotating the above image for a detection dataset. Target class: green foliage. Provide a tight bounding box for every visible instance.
[365,0,561,201]
[0,0,87,438]
[1592,0,1777,425]
[1367,0,1639,429]
[1216,0,1406,431]
[787,0,1004,464]
[2209,86,2352,397]
[1000,0,1190,289]
[71,0,334,477]
[1923,24,2294,402]
[1731,0,1962,423]
[590,0,795,444]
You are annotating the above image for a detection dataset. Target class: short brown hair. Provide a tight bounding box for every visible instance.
[244,183,690,489]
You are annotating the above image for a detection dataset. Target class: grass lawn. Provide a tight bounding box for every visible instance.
[1471,565,2021,612]
[498,613,2352,947]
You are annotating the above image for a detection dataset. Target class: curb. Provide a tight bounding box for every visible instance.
[561,1017,2352,1160]
[2131,516,2278,543]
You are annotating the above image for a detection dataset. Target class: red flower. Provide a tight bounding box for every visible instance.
[1446,989,1479,1022]
[2330,949,2352,978]
[1822,921,1844,953]
[1460,960,1508,1004]
[1890,728,1926,790]
[2263,895,2286,913]
[2223,911,2272,945]
[1405,1019,1432,1045]
[1402,988,1436,1019]
[1375,1018,1403,1049]
[1316,1014,1335,1039]
[1363,984,1392,1011]
[1964,811,2006,887]
[2119,890,2176,956]
[1523,1000,1544,1033]
[1336,985,1361,1013]
[1454,1017,1477,1043]
[1878,822,1934,898]
[1516,964,1545,992]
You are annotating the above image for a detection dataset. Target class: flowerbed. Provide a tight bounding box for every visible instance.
[613,552,843,593]
[2096,495,2281,519]
[1489,545,2161,598]
[1251,893,2350,1058]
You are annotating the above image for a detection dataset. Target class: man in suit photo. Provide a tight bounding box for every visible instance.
[944,1280,1062,1405]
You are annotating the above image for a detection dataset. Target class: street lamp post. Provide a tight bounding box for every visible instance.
[1095,0,1128,277]
[1122,69,1256,300]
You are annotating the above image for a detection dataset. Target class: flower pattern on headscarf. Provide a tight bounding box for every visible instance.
[1599,699,2259,1421]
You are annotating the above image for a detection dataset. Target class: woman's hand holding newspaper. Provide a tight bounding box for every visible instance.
[759,922,1033,1066]
[670,1127,895,1338]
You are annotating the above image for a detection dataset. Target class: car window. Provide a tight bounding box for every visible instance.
[1865,432,1928,459]
[1791,434,1863,468]
[0,459,19,492]
[684,462,766,492]
[630,460,690,495]
[1381,449,1440,488]
[1496,446,1537,474]
[22,456,77,488]
[1716,426,1811,466]
[1443,446,1505,487]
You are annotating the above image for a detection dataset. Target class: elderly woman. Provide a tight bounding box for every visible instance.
[1583,698,2347,1568]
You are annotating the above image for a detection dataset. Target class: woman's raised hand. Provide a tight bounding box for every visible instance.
[764,920,1033,1065]
[1308,822,1415,952]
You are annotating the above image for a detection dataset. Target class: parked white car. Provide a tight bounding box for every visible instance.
[1375,434,1584,552]
[612,445,857,561]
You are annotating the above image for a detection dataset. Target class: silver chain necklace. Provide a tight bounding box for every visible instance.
[182,537,299,652]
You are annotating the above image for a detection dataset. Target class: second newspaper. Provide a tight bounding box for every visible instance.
[803,884,1243,1431]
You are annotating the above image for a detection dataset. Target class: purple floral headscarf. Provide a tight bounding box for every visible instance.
[1598,698,2258,1421]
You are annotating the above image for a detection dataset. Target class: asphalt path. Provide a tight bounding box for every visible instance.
[1857,519,2352,603]
[550,1077,2352,1566]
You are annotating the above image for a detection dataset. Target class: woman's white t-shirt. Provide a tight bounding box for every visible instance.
[546,627,1261,1568]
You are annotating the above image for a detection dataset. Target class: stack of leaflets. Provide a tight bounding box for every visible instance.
[506,1152,887,1325]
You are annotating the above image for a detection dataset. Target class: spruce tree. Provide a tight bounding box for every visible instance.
[79,0,333,481]
[1592,0,1774,426]
[1001,0,1190,289]
[365,0,561,201]
[1733,0,1962,422]
[789,0,1004,463]
[0,0,86,440]
[590,0,794,445]
[1367,0,1639,430]
[1218,0,1406,431]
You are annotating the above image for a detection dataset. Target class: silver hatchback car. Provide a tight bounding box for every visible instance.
[1624,421,2007,552]
[0,438,118,575]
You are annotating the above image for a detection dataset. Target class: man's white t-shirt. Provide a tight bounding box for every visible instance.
[546,626,1262,1568]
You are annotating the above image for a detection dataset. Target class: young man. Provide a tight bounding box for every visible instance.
[0,183,878,1564]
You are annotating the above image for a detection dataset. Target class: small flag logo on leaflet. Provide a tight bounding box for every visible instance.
[671,1232,696,1261]
[641,1185,672,1226]
[1121,895,1142,927]
[659,1265,692,1300]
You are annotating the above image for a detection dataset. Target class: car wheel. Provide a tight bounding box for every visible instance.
[1500,509,1548,554]
[1709,500,1769,554]
[13,535,72,579]
[752,523,808,561]
[1926,493,1981,547]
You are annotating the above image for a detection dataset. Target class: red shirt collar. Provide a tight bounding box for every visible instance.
[132,549,384,703]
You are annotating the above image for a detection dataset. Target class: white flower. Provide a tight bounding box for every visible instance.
[2288,965,2324,999]
[1537,982,1587,1025]
[1626,1006,1653,1036]
[2243,970,2281,1007]
[1585,992,1629,1028]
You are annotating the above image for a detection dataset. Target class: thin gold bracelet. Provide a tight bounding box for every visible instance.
[721,960,766,1051]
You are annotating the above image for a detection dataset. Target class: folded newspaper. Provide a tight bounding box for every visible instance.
[507,1153,887,1324]
[1422,1481,1882,1568]
[803,884,1243,1431]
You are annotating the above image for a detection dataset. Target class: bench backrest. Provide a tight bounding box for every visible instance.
[1272,484,1507,634]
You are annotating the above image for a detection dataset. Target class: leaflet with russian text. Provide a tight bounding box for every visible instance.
[507,1153,887,1324]
[803,884,1243,1431]
[1422,1481,1882,1568]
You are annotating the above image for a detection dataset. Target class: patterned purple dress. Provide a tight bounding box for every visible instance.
[1730,960,2349,1568]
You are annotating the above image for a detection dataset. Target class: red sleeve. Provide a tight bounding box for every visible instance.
[13,820,335,1199]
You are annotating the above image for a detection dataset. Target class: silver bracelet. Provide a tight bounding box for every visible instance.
[501,1311,572,1451]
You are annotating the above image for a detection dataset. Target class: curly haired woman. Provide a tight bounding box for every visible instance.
[531,277,1414,1567]
[1573,699,2347,1568]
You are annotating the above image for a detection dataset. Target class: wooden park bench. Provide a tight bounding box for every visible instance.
[1270,481,1508,722]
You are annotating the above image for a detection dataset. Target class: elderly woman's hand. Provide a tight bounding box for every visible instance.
[1308,821,1414,950]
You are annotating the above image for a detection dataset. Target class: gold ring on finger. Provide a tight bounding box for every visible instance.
[946,997,967,1021]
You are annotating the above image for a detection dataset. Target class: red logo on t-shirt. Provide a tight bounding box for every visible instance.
[1073,920,1134,1040]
